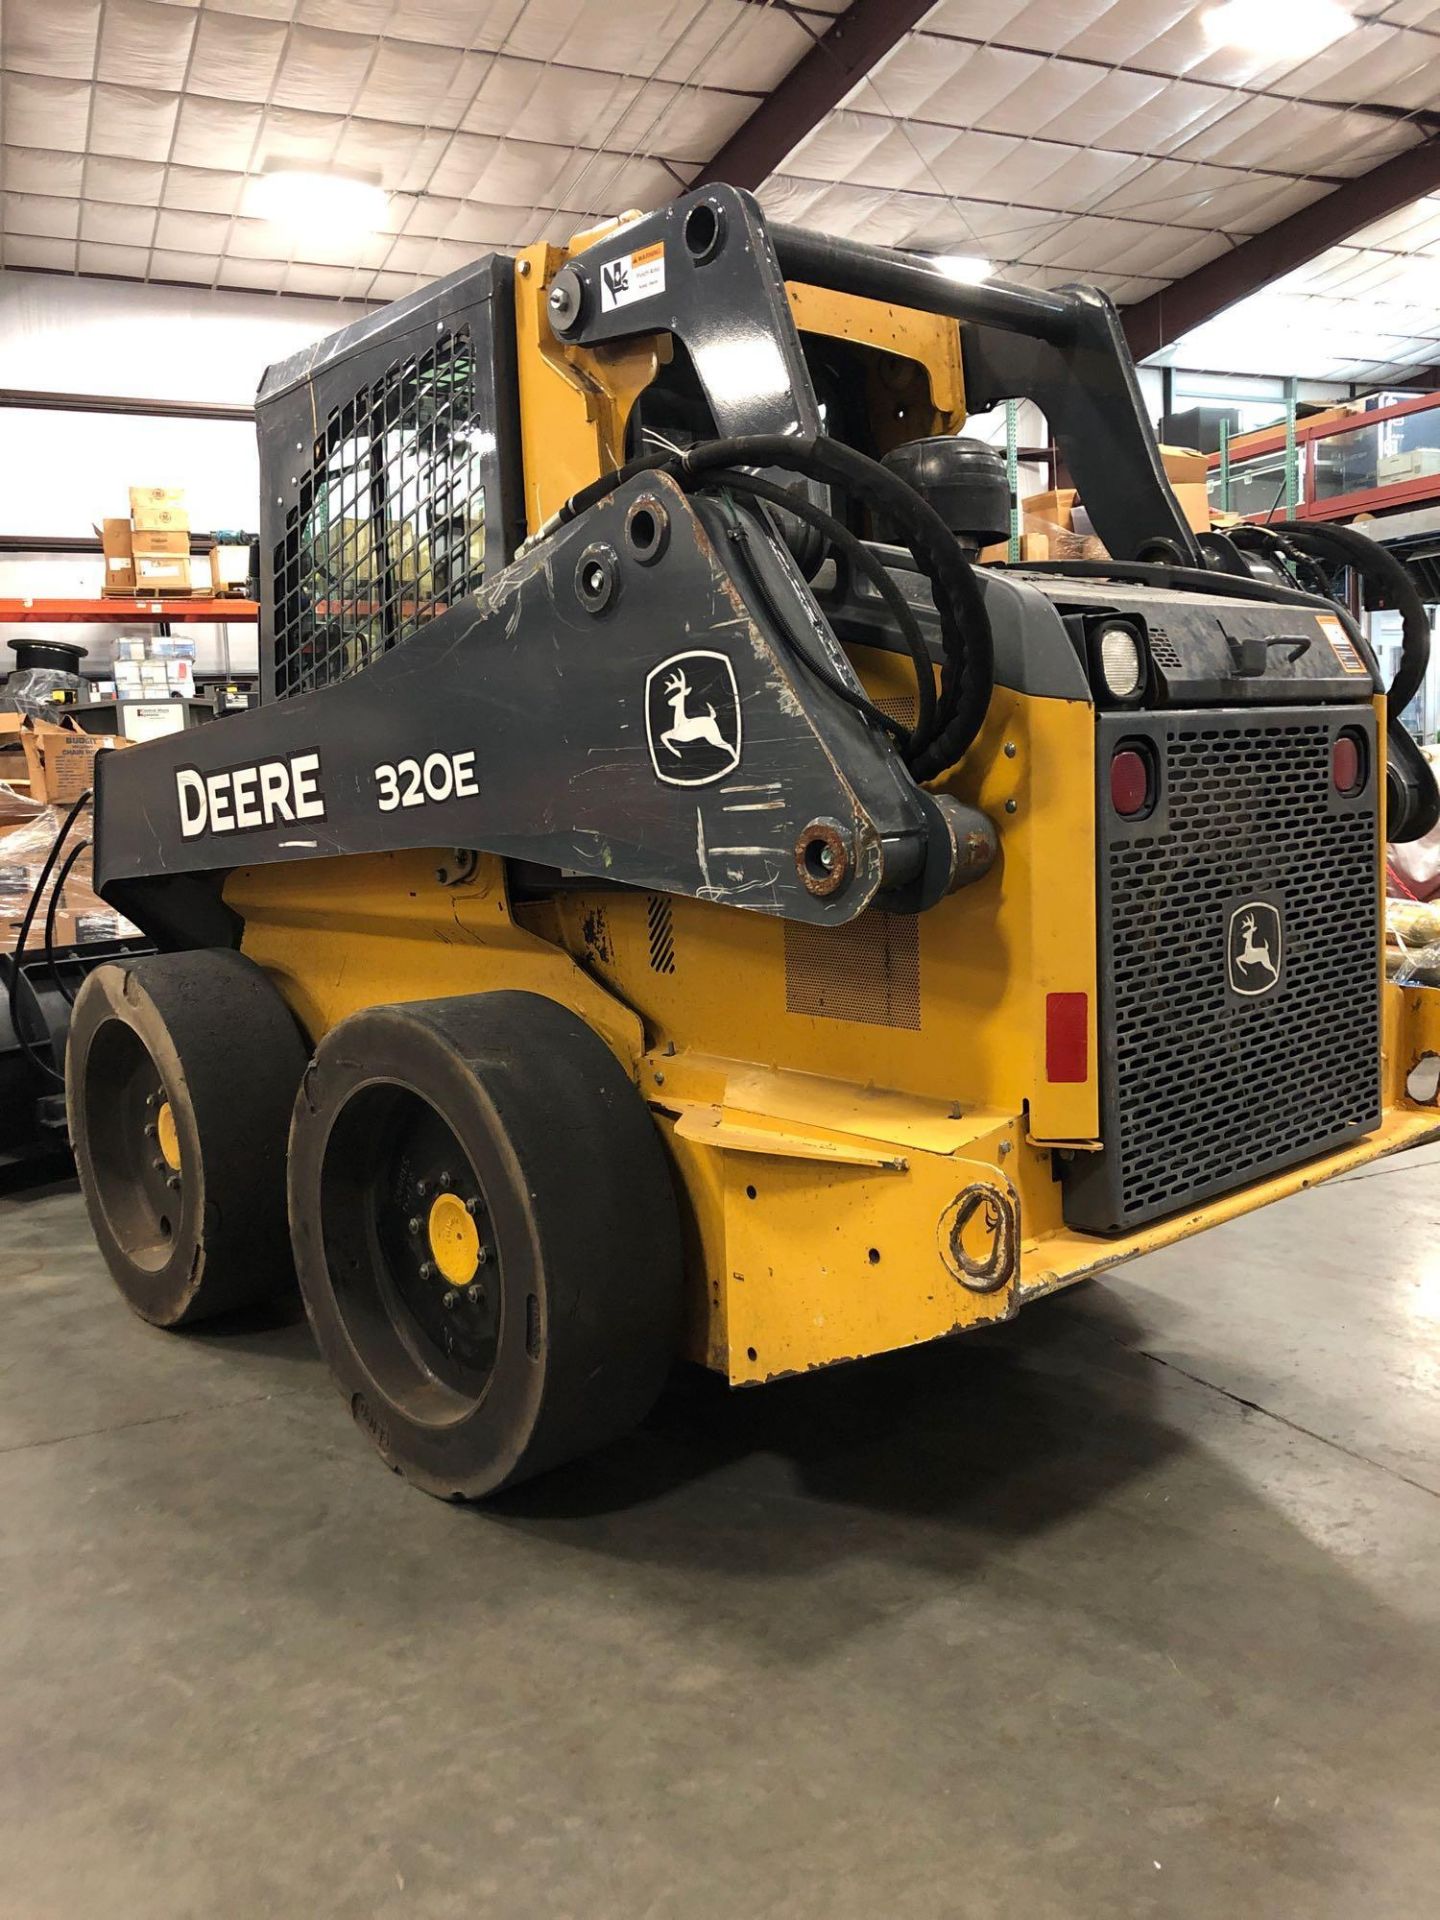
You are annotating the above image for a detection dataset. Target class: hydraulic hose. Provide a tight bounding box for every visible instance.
[672,434,994,779]
[702,466,937,748]
[545,431,997,782]
[1271,519,1430,715]
[7,786,92,1085]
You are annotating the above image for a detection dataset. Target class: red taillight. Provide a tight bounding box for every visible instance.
[1332,730,1365,796]
[1046,992,1089,1083]
[1110,745,1152,817]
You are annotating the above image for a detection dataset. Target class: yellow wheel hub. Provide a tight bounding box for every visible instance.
[427,1192,480,1285]
[155,1101,181,1172]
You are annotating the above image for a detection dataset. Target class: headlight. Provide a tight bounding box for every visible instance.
[1097,622,1145,701]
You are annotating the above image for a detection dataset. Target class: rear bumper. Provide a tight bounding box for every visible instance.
[662,982,1440,1384]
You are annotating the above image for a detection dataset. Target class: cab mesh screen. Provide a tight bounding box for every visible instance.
[272,326,487,699]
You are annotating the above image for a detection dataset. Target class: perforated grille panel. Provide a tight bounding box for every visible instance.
[272,326,487,700]
[1148,626,1183,672]
[1065,708,1380,1234]
[784,912,920,1029]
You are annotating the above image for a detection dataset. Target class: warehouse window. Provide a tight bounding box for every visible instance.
[272,327,489,699]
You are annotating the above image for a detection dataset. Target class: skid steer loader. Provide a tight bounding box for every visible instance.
[65,185,1440,1499]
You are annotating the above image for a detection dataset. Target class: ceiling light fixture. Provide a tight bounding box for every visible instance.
[931,254,994,284]
[1201,0,1356,60]
[249,168,388,237]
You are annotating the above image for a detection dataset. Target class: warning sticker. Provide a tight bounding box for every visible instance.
[599,241,666,313]
[1316,612,1371,676]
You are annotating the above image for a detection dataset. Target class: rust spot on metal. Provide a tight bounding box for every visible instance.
[580,905,614,967]
[940,1181,1018,1294]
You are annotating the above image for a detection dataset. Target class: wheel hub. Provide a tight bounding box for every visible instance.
[155,1099,181,1172]
[427,1191,480,1286]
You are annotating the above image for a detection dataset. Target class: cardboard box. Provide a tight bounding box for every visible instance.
[980,533,1053,565]
[16,718,128,807]
[131,527,190,557]
[1023,488,1079,532]
[0,779,42,827]
[29,731,105,807]
[133,554,192,592]
[213,543,252,590]
[1377,448,1440,484]
[118,701,187,743]
[129,486,189,533]
[99,517,137,593]
[1158,445,1209,486]
[1171,481,1213,535]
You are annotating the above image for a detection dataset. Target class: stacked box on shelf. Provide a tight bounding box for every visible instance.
[128,486,192,594]
[113,632,196,701]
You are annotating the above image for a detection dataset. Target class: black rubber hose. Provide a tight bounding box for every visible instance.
[703,467,937,747]
[1226,523,1334,600]
[1272,519,1430,714]
[675,434,994,777]
[7,787,92,1086]
[552,430,996,777]
[45,838,89,1006]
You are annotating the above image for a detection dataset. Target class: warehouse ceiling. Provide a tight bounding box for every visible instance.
[1,0,1439,381]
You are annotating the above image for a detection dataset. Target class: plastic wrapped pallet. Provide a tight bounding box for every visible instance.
[0,803,140,954]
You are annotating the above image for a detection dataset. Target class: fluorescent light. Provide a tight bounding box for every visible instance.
[248,168,388,237]
[1201,0,1355,59]
[931,254,993,284]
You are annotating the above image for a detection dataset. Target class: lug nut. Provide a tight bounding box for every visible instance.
[438,1171,452,1191]
[166,1174,181,1192]
[407,1216,421,1235]
[419,1261,434,1280]
[442,1291,457,1310]
[144,1123,157,1141]
[464,1198,479,1216]
[476,1246,489,1267]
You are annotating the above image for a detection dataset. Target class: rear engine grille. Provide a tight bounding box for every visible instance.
[1064,709,1380,1234]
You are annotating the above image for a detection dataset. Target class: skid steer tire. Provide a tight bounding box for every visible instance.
[66,950,310,1328]
[287,991,682,1499]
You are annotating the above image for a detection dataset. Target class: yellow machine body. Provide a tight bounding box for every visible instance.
[228,239,1440,1387]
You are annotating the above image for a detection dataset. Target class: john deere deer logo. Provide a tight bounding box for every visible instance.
[1227,900,1283,997]
[645,650,742,787]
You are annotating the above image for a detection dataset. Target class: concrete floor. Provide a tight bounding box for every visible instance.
[2,1151,1439,1920]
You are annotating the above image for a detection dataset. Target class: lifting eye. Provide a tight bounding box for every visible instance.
[683,200,724,263]
[624,496,670,565]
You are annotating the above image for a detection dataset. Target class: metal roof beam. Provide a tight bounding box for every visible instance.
[693,0,937,193]
[1122,136,1440,362]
